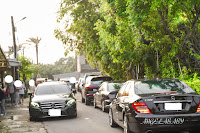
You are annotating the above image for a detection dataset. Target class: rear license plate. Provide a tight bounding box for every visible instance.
[93,89,97,91]
[165,103,182,110]
[48,109,61,116]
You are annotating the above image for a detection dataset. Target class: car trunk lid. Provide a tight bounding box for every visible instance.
[136,94,200,114]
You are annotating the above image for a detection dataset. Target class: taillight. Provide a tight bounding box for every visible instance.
[196,102,200,112]
[86,86,95,89]
[107,95,110,100]
[132,102,151,114]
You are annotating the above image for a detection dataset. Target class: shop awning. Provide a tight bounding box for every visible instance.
[0,45,9,70]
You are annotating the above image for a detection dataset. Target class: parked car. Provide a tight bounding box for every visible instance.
[109,78,200,133]
[29,81,77,121]
[81,75,112,105]
[93,81,124,112]
[76,78,84,92]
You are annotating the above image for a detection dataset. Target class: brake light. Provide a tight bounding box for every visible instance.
[132,102,151,114]
[196,102,200,112]
[86,86,95,89]
[86,94,93,96]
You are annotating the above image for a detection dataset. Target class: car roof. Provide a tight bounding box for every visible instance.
[38,81,67,86]
[126,78,180,82]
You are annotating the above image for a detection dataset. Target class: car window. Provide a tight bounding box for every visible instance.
[134,79,196,94]
[117,83,127,97]
[91,77,112,85]
[35,84,71,95]
[108,83,123,91]
[99,83,105,91]
[123,83,132,96]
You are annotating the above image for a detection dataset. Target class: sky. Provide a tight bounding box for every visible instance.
[0,0,74,64]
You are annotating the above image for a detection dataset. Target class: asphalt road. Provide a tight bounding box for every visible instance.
[43,93,123,133]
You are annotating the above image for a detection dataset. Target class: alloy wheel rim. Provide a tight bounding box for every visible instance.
[124,117,128,133]
[109,109,113,125]
[102,101,105,111]
[94,99,96,107]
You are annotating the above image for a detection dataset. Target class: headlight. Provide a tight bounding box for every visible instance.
[31,102,40,108]
[66,99,76,106]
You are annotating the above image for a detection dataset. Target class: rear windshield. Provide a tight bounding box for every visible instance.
[134,79,196,94]
[91,77,112,85]
[35,84,71,95]
[108,83,123,91]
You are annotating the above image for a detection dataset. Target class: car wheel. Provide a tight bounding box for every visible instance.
[85,96,90,105]
[109,108,118,127]
[29,115,37,121]
[101,101,105,112]
[124,115,131,133]
[94,99,97,108]
[71,112,77,118]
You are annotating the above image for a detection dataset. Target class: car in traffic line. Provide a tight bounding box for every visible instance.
[93,81,124,112]
[81,75,112,105]
[29,81,77,121]
[109,78,200,133]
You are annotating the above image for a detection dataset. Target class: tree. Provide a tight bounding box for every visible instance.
[26,37,42,65]
[18,55,35,84]
[38,57,76,79]
[55,0,200,80]
[55,0,101,67]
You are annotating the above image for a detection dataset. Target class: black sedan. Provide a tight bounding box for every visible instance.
[29,81,77,121]
[93,81,124,112]
[109,78,200,133]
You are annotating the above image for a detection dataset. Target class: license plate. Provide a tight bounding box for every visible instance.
[93,89,97,91]
[48,109,61,116]
[165,103,182,110]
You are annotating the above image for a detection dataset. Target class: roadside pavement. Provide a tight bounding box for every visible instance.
[0,98,47,133]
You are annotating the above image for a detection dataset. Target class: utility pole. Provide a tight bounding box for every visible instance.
[11,16,17,59]
[11,16,17,80]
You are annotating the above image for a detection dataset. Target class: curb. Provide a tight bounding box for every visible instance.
[0,98,47,133]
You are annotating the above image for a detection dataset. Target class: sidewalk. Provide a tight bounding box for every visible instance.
[0,98,47,133]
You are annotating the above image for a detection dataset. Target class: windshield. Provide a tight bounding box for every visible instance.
[35,84,71,95]
[108,83,123,91]
[134,79,196,94]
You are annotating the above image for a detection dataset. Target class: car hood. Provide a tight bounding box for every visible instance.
[32,94,74,103]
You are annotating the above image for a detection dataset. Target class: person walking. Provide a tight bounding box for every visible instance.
[29,83,36,101]
[14,82,21,107]
[19,82,25,105]
[0,82,6,116]
[8,81,15,106]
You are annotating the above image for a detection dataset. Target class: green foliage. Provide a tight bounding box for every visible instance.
[55,0,200,80]
[38,57,76,79]
[182,73,200,94]
[18,56,35,82]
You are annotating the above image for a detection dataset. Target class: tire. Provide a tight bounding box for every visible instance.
[85,96,90,105]
[109,108,118,127]
[94,99,97,108]
[101,101,106,112]
[71,112,77,118]
[123,115,131,133]
[29,115,37,121]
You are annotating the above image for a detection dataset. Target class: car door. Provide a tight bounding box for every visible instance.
[96,84,104,106]
[112,82,127,125]
[117,82,132,123]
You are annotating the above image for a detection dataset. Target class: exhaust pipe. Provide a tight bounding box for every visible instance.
[146,130,153,133]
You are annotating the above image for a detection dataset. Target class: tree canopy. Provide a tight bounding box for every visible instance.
[55,0,200,80]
